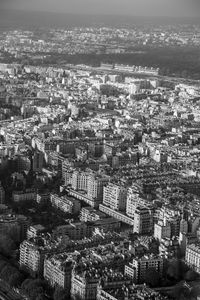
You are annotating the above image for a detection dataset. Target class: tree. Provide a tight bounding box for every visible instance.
[167,259,189,282]
[190,285,200,299]
[184,270,198,281]
[0,260,8,271]
[173,282,195,300]
[0,234,16,257]
[21,279,47,299]
[36,295,46,300]
[8,272,25,288]
[21,278,33,290]
[145,268,160,287]
[54,287,69,300]
[30,287,44,300]
[73,294,82,300]
[0,265,17,281]
[100,84,121,97]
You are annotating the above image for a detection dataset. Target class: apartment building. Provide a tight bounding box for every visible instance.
[50,193,81,214]
[66,170,109,207]
[80,207,106,222]
[53,222,92,240]
[87,174,110,204]
[44,253,73,294]
[185,243,200,274]
[36,191,50,204]
[12,189,36,202]
[71,270,100,300]
[97,284,164,300]
[103,183,127,212]
[125,255,164,283]
[27,224,46,240]
[133,206,153,235]
[126,191,141,218]
[19,239,48,277]
[154,220,171,241]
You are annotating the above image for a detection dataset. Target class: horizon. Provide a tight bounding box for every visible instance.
[2,8,200,20]
[2,0,200,18]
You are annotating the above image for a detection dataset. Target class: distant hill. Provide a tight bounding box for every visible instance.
[0,9,199,30]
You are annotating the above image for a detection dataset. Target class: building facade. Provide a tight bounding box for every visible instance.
[185,243,200,274]
[125,255,164,283]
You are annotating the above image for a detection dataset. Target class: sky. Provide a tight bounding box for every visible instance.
[2,0,200,17]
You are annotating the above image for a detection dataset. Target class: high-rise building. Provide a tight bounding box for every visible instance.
[156,208,181,238]
[87,174,109,205]
[180,219,188,234]
[65,170,109,208]
[70,170,89,191]
[32,151,44,172]
[19,239,48,277]
[133,206,153,235]
[179,232,197,257]
[126,190,141,218]
[154,219,171,241]
[103,183,127,211]
[169,215,181,237]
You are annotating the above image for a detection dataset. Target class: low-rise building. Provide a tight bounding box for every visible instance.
[92,217,121,233]
[36,191,50,204]
[12,189,36,202]
[50,193,81,214]
[53,222,92,240]
[80,207,106,222]
[99,204,134,225]
[27,224,46,240]
[97,283,166,300]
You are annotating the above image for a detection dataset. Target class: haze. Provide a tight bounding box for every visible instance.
[3,0,200,18]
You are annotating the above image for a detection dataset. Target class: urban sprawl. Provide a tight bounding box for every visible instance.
[0,23,199,300]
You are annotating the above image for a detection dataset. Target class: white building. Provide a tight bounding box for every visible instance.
[125,255,164,283]
[185,243,200,274]
[103,183,127,211]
